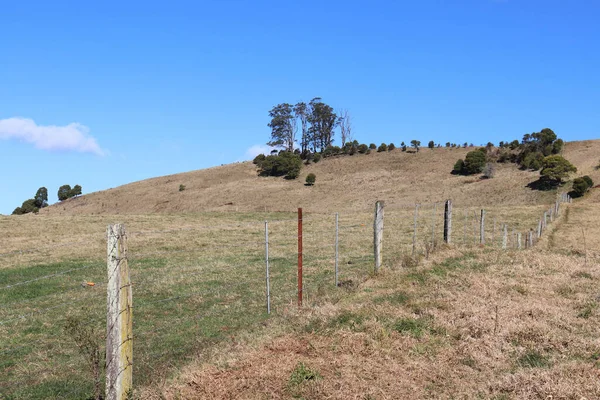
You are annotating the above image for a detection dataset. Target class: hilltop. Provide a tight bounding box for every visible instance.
[38,140,600,216]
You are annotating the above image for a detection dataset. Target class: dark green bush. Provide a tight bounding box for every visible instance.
[453,159,465,175]
[305,173,316,186]
[256,152,302,179]
[58,184,72,201]
[357,144,369,154]
[583,175,593,188]
[388,143,396,151]
[369,143,377,150]
[313,153,321,163]
[253,154,266,165]
[572,177,588,197]
[463,150,486,174]
[377,143,387,152]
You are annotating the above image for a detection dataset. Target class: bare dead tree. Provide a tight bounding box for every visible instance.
[338,109,352,147]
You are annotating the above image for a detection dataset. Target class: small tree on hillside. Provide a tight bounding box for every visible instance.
[58,185,72,201]
[34,187,49,208]
[539,155,577,184]
[305,173,316,186]
[401,142,407,152]
[388,143,396,151]
[428,140,434,149]
[410,140,421,152]
[70,185,82,198]
[377,143,387,152]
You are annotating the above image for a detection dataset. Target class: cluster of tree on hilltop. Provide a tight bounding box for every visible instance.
[12,184,83,215]
[258,98,427,179]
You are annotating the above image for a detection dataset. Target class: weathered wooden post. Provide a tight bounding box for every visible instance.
[543,212,547,229]
[374,201,384,271]
[492,218,496,246]
[412,203,419,256]
[431,203,437,248]
[298,208,303,307]
[265,221,271,314]
[479,209,485,245]
[473,211,477,244]
[106,224,133,400]
[502,224,508,250]
[335,212,339,287]
[517,232,522,249]
[443,200,452,244]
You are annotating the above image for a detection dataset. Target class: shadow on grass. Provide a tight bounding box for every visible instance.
[526,178,560,191]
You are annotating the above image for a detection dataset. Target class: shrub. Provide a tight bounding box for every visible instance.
[572,177,589,197]
[323,145,340,157]
[483,163,496,179]
[252,154,266,165]
[12,207,23,215]
[377,143,387,152]
[313,153,321,163]
[453,159,465,174]
[401,142,407,152]
[20,199,39,214]
[305,173,316,186]
[369,143,377,150]
[428,140,435,149]
[583,175,594,188]
[256,152,302,179]
[463,150,486,174]
[357,144,369,154]
[388,143,396,151]
[179,184,186,192]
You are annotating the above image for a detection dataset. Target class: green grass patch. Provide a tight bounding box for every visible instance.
[517,350,551,368]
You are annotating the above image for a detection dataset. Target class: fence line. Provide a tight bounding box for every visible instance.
[0,195,574,398]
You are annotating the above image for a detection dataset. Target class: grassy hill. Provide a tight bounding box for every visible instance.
[2,139,600,399]
[39,139,600,216]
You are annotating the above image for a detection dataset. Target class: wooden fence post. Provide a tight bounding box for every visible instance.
[412,203,419,256]
[106,224,133,400]
[517,232,522,250]
[298,208,303,308]
[335,212,339,287]
[443,200,452,244]
[537,219,542,238]
[374,201,384,270]
[473,211,477,244]
[265,221,271,314]
[431,203,437,248]
[502,224,508,250]
[480,210,485,245]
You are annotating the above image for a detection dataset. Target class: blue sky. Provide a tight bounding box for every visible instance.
[1,0,599,214]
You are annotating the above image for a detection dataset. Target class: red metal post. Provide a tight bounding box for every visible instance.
[298,207,303,307]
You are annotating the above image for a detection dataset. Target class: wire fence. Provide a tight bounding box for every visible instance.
[0,197,575,398]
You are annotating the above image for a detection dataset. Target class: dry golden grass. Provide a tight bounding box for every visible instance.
[34,140,600,216]
[159,246,600,400]
[3,139,600,399]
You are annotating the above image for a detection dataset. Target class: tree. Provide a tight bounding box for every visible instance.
[294,102,310,155]
[539,155,577,184]
[428,140,434,149]
[369,143,377,150]
[401,142,407,152]
[377,143,387,152]
[338,109,352,147]
[357,144,369,154]
[70,185,82,197]
[12,207,23,215]
[483,163,496,179]
[58,185,72,201]
[410,140,421,152]
[305,173,316,186]
[307,98,337,153]
[583,175,594,188]
[463,150,486,174]
[572,177,589,198]
[34,187,48,208]
[267,103,296,152]
[388,143,396,151]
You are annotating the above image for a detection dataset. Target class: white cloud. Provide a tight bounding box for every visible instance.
[244,144,276,160]
[0,117,105,156]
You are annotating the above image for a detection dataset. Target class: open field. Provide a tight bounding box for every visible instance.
[0,199,564,399]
